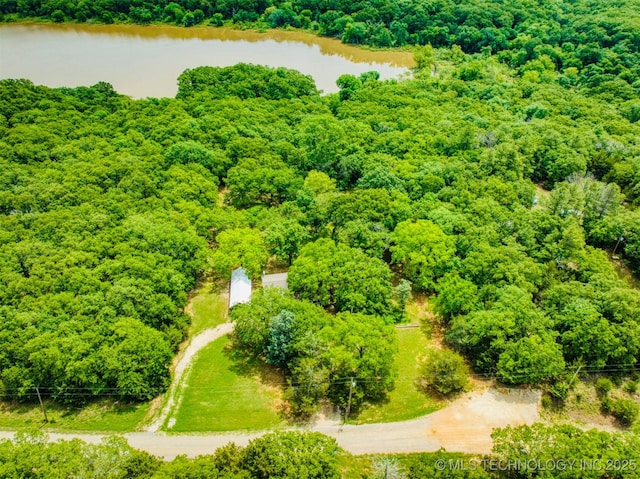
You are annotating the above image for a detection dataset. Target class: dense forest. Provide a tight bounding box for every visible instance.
[1,2,640,478]
[1,47,639,412]
[2,0,640,448]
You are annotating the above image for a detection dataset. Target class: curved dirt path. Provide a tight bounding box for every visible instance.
[0,388,541,459]
[147,322,234,432]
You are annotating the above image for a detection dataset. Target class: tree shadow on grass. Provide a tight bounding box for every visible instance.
[1,398,144,430]
[60,399,141,417]
[0,400,37,415]
[224,343,287,392]
[350,395,392,423]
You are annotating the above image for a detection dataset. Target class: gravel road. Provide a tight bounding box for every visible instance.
[0,388,540,459]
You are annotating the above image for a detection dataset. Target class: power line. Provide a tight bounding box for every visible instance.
[2,364,639,398]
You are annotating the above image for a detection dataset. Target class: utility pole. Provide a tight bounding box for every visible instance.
[568,365,582,388]
[35,387,48,424]
[612,233,624,257]
[344,378,355,424]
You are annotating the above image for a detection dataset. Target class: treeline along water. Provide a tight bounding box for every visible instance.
[0,23,414,98]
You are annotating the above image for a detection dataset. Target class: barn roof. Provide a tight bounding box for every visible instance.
[262,272,288,290]
[229,267,252,308]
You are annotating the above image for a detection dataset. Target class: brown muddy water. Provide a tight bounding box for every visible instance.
[0,23,414,98]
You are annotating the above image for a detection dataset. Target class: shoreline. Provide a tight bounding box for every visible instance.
[0,19,416,68]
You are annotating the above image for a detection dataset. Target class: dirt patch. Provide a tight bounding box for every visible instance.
[426,388,541,454]
[467,376,494,394]
[560,411,619,431]
[251,364,287,417]
[540,380,634,432]
[142,396,164,430]
[612,257,640,288]
[184,300,194,317]
[408,293,437,321]
[407,293,443,342]
[311,387,541,456]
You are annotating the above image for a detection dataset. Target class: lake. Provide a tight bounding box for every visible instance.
[0,23,414,99]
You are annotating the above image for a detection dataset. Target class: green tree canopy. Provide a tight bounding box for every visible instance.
[419,348,469,396]
[390,219,456,291]
[211,228,268,280]
[318,312,397,409]
[177,64,318,100]
[241,431,340,479]
[288,239,393,317]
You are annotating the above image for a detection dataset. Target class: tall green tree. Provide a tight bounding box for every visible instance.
[211,228,268,279]
[390,220,456,291]
[419,348,469,396]
[288,239,393,317]
[318,312,397,410]
[265,220,309,265]
[496,333,565,385]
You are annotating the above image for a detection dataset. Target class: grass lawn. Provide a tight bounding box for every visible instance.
[353,326,443,424]
[188,280,229,335]
[612,258,640,289]
[533,184,551,210]
[338,453,374,479]
[170,335,285,432]
[354,295,444,423]
[0,399,149,432]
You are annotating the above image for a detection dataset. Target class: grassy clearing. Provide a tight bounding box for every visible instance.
[354,295,444,424]
[612,258,640,289]
[533,184,551,210]
[404,294,437,336]
[171,335,285,432]
[338,453,374,479]
[542,376,640,430]
[542,380,604,425]
[354,326,443,424]
[142,279,231,430]
[187,280,229,336]
[0,399,149,432]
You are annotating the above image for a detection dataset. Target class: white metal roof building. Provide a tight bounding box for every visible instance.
[229,267,252,309]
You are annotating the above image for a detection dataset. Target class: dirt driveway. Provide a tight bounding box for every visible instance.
[424,387,541,454]
[147,322,234,432]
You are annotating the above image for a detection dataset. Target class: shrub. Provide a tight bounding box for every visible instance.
[608,398,639,427]
[419,349,468,396]
[210,13,224,26]
[548,381,570,401]
[624,380,638,394]
[595,377,613,397]
[242,431,339,479]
